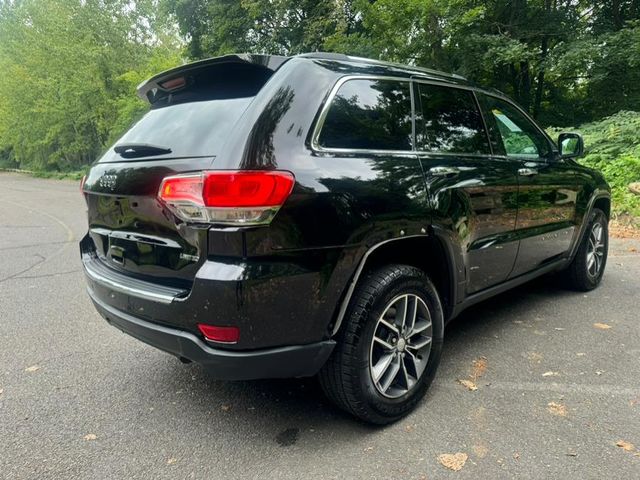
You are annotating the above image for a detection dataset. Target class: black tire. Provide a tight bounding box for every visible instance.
[563,208,608,291]
[318,264,444,424]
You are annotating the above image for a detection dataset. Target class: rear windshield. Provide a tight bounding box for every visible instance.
[111,97,252,158]
[102,62,274,161]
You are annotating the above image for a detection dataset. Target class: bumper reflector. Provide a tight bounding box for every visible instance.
[197,323,240,344]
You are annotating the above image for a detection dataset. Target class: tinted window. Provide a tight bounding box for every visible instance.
[416,84,490,154]
[110,97,252,159]
[479,95,550,159]
[318,79,412,151]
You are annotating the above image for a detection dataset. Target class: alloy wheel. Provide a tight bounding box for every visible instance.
[586,221,605,278]
[369,294,433,398]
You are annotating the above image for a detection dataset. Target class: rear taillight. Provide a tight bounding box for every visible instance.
[158,170,295,226]
[80,175,86,193]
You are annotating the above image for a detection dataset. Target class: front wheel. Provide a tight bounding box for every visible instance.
[318,264,444,424]
[563,208,608,291]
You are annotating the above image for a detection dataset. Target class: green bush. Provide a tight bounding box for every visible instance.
[549,111,640,218]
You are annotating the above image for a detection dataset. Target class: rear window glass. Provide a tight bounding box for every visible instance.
[112,98,252,158]
[415,84,490,154]
[103,62,273,161]
[318,79,413,151]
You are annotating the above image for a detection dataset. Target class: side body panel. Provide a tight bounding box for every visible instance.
[510,159,582,276]
[420,155,520,296]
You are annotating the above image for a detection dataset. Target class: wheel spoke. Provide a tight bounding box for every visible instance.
[379,318,399,335]
[406,296,418,333]
[372,353,395,384]
[395,295,408,330]
[400,357,412,389]
[407,336,432,351]
[373,335,394,351]
[410,319,432,336]
[380,356,401,392]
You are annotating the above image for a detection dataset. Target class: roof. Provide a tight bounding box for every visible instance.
[297,52,468,82]
[136,52,484,104]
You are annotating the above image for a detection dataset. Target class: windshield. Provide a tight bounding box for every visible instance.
[104,97,253,160]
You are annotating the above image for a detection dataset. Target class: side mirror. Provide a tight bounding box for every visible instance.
[558,132,584,159]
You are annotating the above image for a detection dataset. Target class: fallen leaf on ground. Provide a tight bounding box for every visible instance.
[363,446,374,452]
[630,396,640,406]
[83,434,97,441]
[0,389,3,395]
[471,357,488,380]
[542,371,559,377]
[547,401,567,417]
[167,458,177,465]
[458,379,478,391]
[527,352,543,363]
[593,323,612,330]
[404,424,414,432]
[473,444,488,458]
[513,452,520,460]
[220,405,230,411]
[438,453,468,471]
[554,327,566,331]
[616,440,635,452]
[25,365,40,372]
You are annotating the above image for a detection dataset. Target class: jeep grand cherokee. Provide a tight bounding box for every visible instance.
[80,53,610,423]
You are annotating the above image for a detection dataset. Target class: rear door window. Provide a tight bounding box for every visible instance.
[415,83,490,155]
[317,79,413,151]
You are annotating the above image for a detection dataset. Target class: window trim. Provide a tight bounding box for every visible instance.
[310,75,416,155]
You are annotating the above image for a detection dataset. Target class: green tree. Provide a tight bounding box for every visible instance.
[0,0,182,171]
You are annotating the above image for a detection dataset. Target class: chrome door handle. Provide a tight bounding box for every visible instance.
[518,168,538,176]
[430,166,460,177]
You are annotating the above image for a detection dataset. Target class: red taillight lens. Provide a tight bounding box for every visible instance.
[158,170,295,225]
[197,324,240,344]
[203,171,294,207]
[159,174,203,204]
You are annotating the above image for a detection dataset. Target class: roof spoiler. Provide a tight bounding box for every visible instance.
[136,54,290,104]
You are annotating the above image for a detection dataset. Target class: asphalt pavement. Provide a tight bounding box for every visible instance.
[1,172,639,479]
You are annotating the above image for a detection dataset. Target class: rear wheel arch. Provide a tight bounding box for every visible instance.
[330,233,455,337]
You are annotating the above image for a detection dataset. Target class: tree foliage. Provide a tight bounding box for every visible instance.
[1,0,639,177]
[0,0,182,171]
[166,0,640,126]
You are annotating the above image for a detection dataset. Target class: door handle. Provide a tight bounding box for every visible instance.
[518,168,538,176]
[430,166,460,177]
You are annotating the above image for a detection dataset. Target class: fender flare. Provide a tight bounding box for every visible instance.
[568,190,610,261]
[330,232,457,336]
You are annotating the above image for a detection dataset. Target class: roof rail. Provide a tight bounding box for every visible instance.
[297,52,467,81]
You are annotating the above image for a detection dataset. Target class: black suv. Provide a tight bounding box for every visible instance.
[81,53,610,424]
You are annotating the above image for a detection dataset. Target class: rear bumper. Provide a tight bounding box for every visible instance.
[88,287,335,380]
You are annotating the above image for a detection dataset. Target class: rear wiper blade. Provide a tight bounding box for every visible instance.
[114,143,172,158]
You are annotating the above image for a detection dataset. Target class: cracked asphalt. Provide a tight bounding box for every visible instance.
[1,172,639,479]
